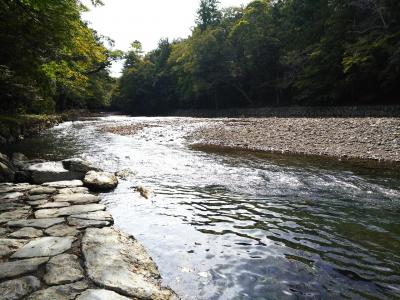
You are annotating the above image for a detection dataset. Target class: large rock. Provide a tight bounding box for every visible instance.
[35,204,105,219]
[0,276,41,300]
[83,171,118,191]
[43,254,84,285]
[53,193,100,204]
[27,281,88,300]
[8,218,65,229]
[0,153,15,183]
[26,162,85,184]
[62,158,101,173]
[77,289,131,300]
[11,236,74,258]
[0,257,49,280]
[82,227,177,299]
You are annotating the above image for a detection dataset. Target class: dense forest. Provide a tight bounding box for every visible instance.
[0,0,121,114]
[112,0,400,115]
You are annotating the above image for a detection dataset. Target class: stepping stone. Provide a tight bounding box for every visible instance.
[83,171,118,191]
[0,209,31,223]
[43,254,84,285]
[8,218,65,229]
[77,289,131,300]
[9,227,43,239]
[45,224,79,237]
[27,200,48,206]
[11,236,74,258]
[70,211,112,222]
[0,276,41,299]
[53,194,99,204]
[35,204,105,219]
[27,280,88,300]
[43,180,84,188]
[58,187,89,194]
[82,227,176,299]
[67,218,111,229]
[29,186,57,195]
[0,192,24,200]
[38,202,70,209]
[0,238,28,257]
[0,257,49,280]
[67,211,113,229]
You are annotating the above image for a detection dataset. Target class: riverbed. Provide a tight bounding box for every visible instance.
[2,116,400,299]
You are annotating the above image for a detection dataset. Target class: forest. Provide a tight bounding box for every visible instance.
[1,0,400,115]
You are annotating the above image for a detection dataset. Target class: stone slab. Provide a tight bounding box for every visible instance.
[8,218,65,229]
[0,276,41,300]
[77,289,131,300]
[35,204,105,219]
[53,194,99,204]
[27,281,88,300]
[9,227,43,239]
[0,257,49,280]
[11,236,74,258]
[44,254,84,285]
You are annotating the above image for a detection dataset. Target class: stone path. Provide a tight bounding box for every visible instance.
[0,181,178,300]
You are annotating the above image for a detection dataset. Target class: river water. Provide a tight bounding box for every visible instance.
[3,115,400,299]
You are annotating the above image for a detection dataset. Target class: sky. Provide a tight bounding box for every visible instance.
[82,0,252,76]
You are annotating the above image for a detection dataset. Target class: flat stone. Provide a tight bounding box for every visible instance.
[37,202,71,209]
[35,204,105,219]
[11,236,75,258]
[58,187,89,194]
[43,180,84,188]
[62,158,100,173]
[0,228,9,236]
[44,254,84,285]
[0,203,29,212]
[26,162,84,184]
[8,218,65,229]
[53,194,100,204]
[67,218,111,229]
[9,227,43,239]
[83,171,118,191]
[0,184,36,194]
[45,224,79,237]
[27,200,48,206]
[0,238,28,257]
[0,276,41,300]
[0,209,30,223]
[82,227,176,299]
[0,257,49,280]
[77,289,131,300]
[28,194,50,201]
[0,192,24,200]
[27,281,88,300]
[70,211,112,222]
[29,186,57,195]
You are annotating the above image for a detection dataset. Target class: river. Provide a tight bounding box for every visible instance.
[2,115,400,299]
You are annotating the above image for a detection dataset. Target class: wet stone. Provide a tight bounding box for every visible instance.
[58,187,89,194]
[37,201,71,209]
[0,209,30,223]
[45,224,79,237]
[11,236,74,258]
[83,171,118,191]
[67,218,111,229]
[70,210,112,222]
[43,180,84,188]
[44,254,84,285]
[0,276,41,300]
[0,238,28,257]
[77,289,131,300]
[27,280,88,300]
[29,186,57,195]
[0,257,49,280]
[53,193,100,204]
[9,227,43,239]
[35,204,105,219]
[8,218,65,229]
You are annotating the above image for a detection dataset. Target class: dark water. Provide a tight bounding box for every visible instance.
[3,116,400,299]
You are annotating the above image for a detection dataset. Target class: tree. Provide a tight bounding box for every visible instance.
[196,0,222,31]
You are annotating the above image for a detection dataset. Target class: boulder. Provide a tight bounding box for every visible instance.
[62,158,101,173]
[25,162,85,184]
[83,171,118,191]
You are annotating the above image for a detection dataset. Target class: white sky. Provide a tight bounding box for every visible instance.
[82,0,252,76]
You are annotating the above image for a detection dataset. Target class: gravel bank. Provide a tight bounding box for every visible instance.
[189,117,400,163]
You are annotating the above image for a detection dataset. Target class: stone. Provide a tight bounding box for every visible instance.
[11,236,75,258]
[82,227,176,299]
[27,281,88,300]
[38,202,71,209]
[77,289,131,300]
[0,257,49,280]
[43,180,84,188]
[83,171,118,191]
[70,211,112,222]
[9,227,43,239]
[29,186,57,195]
[35,204,105,219]
[0,192,24,200]
[27,200,48,206]
[8,218,65,229]
[12,152,28,165]
[28,194,50,201]
[0,276,41,300]
[0,209,30,223]
[0,203,28,212]
[58,187,89,194]
[45,224,79,237]
[0,239,28,257]
[14,171,31,183]
[136,186,152,199]
[0,183,36,194]
[0,153,15,183]
[53,193,100,204]
[62,158,100,173]
[67,218,111,229]
[44,254,84,285]
[26,162,84,184]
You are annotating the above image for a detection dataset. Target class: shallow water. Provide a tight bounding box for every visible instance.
[3,116,400,299]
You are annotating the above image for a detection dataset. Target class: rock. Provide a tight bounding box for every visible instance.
[67,218,111,229]
[27,200,48,206]
[9,227,43,239]
[14,171,30,183]
[35,204,105,219]
[28,194,50,201]
[29,186,57,195]
[12,152,28,165]
[58,187,89,194]
[77,289,131,300]
[26,162,84,184]
[43,180,84,188]
[8,218,65,229]
[0,192,24,201]
[11,236,75,258]
[38,202,70,209]
[0,209,31,223]
[0,153,15,183]
[27,281,88,300]
[136,186,152,199]
[115,169,133,180]
[0,203,28,212]
[53,194,100,204]
[0,238,28,257]
[0,257,49,280]
[45,224,79,237]
[70,211,113,222]
[43,254,84,285]
[0,183,36,193]
[62,158,100,173]
[83,171,118,191]
[0,276,41,300]
[82,227,176,299]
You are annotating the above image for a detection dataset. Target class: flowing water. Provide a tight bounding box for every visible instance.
[2,115,400,299]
